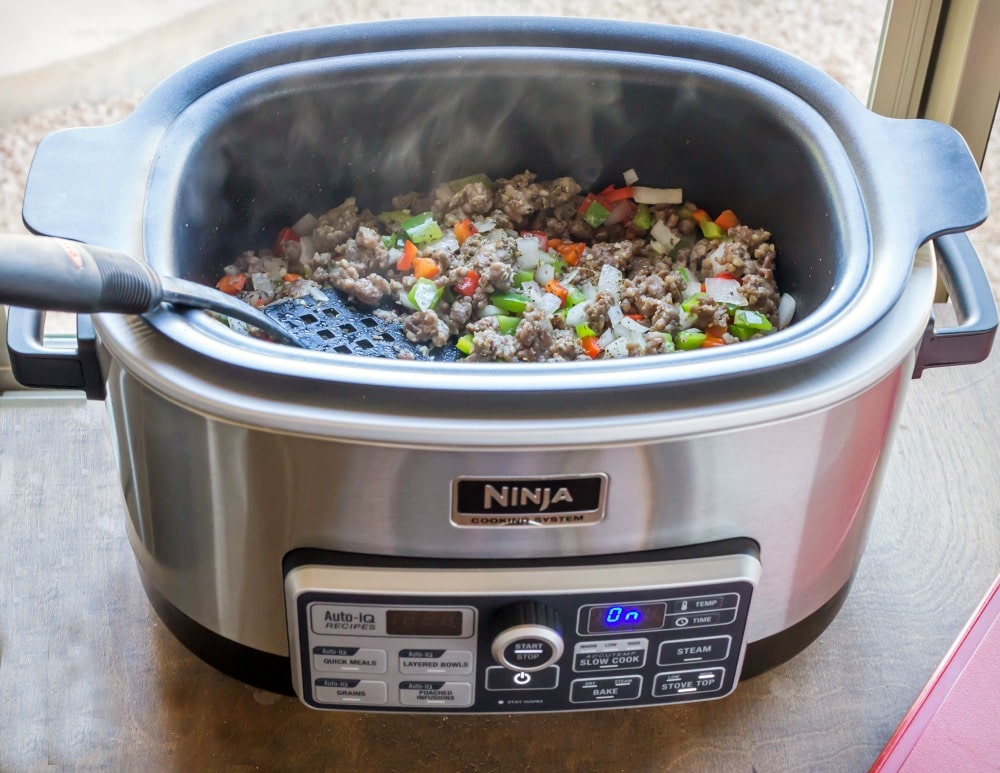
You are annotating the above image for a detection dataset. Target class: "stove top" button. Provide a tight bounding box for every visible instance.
[652,667,726,698]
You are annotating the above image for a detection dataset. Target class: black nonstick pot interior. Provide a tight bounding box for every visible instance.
[148,48,855,329]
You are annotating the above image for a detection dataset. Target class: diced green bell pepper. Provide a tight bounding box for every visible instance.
[445,172,495,193]
[565,288,588,308]
[583,199,610,228]
[631,203,653,231]
[497,315,520,335]
[490,292,531,314]
[513,269,535,287]
[575,324,597,339]
[676,329,707,350]
[456,334,474,355]
[681,292,707,313]
[729,309,774,340]
[408,278,444,311]
[377,209,412,226]
[699,220,727,240]
[400,212,444,246]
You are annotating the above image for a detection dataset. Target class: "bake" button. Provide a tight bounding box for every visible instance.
[314,678,388,705]
[398,681,474,707]
[569,675,643,704]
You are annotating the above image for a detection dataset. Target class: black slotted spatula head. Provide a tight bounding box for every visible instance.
[264,290,461,361]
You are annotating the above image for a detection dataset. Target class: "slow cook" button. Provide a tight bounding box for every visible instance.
[314,678,388,705]
[569,675,643,704]
[657,636,731,666]
[652,668,725,698]
[399,649,474,675]
[398,681,474,707]
[312,646,387,674]
[573,638,648,672]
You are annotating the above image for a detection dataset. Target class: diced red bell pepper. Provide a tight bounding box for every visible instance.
[520,230,549,252]
[600,185,636,202]
[454,218,478,245]
[216,274,247,294]
[397,239,418,271]
[413,257,440,280]
[455,270,480,296]
[274,226,299,254]
[580,336,602,359]
[715,272,736,281]
[544,279,568,306]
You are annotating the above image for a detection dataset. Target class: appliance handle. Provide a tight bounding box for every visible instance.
[913,232,998,378]
[870,115,989,249]
[5,308,105,400]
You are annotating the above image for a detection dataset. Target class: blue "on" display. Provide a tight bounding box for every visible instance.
[605,606,642,625]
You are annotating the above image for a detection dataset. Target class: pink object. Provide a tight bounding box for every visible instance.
[871,572,1000,772]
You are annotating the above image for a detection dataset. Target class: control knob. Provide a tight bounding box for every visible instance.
[490,601,564,672]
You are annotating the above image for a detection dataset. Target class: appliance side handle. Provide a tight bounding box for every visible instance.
[5,308,105,400]
[913,233,997,378]
[870,115,989,248]
[21,121,157,250]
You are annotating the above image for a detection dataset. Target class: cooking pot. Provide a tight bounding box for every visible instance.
[7,18,995,711]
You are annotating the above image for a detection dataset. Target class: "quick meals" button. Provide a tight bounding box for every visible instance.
[313,646,387,674]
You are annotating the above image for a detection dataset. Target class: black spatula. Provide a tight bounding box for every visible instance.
[0,234,459,360]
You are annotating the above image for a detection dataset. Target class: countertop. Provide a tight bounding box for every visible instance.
[1,342,998,771]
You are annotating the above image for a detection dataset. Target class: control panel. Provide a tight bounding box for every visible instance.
[284,541,759,712]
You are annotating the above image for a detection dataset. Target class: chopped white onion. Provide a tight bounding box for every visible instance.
[521,280,544,303]
[623,168,639,186]
[226,317,250,335]
[704,277,747,306]
[565,301,590,327]
[605,200,634,226]
[650,220,679,250]
[307,286,329,303]
[251,272,274,295]
[535,262,555,285]
[603,336,631,359]
[598,328,617,347]
[778,293,796,329]
[292,213,319,236]
[617,316,649,338]
[298,235,315,263]
[398,290,418,311]
[473,217,496,233]
[480,304,504,317]
[607,305,625,329]
[633,186,683,205]
[516,237,542,269]
[580,281,598,301]
[538,293,563,316]
[597,264,624,300]
[706,244,728,275]
[681,281,703,300]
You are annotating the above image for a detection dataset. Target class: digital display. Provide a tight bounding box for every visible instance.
[586,602,666,634]
[385,609,465,637]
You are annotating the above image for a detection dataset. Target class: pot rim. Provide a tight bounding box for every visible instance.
[22,18,986,394]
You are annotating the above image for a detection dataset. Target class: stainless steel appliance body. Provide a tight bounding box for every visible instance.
[8,18,994,710]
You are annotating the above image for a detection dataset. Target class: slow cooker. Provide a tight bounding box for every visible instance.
[6,18,996,713]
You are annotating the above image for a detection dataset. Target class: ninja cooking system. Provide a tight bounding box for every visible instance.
[4,18,996,712]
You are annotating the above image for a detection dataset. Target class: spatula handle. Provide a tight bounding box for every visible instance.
[0,234,161,314]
